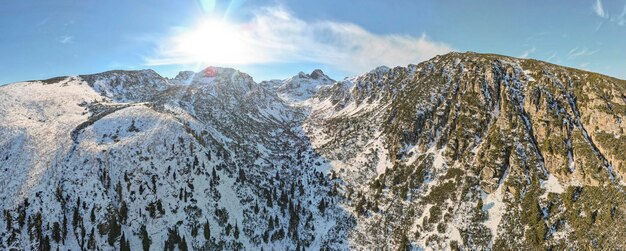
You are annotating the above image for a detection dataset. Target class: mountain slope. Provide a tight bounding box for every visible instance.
[1,52,625,250]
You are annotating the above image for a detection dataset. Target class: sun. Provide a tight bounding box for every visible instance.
[168,18,256,65]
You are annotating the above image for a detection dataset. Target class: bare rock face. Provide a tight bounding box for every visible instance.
[310,69,326,79]
[1,52,625,250]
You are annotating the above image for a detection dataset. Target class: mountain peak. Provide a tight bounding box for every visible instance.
[269,69,335,103]
[173,70,195,82]
[310,69,326,79]
[293,69,331,81]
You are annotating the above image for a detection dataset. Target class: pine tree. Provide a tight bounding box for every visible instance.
[52,222,61,243]
[180,236,188,251]
[128,119,140,132]
[238,168,246,183]
[72,206,80,229]
[34,212,43,243]
[90,207,96,223]
[191,224,198,237]
[107,213,120,246]
[62,213,68,243]
[120,231,131,251]
[140,225,151,251]
[87,227,96,250]
[266,190,273,207]
[203,220,211,240]
[17,206,26,229]
[234,222,240,239]
[4,210,12,231]
[318,199,326,214]
[115,181,123,200]
[151,175,158,193]
[40,235,51,251]
[119,201,128,224]
[226,223,232,236]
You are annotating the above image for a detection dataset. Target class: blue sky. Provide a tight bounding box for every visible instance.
[0,0,624,85]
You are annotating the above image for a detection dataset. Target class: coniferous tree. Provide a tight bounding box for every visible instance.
[87,227,96,250]
[34,212,43,242]
[52,222,61,243]
[40,235,51,251]
[107,214,120,246]
[62,214,68,243]
[90,207,96,223]
[140,225,151,251]
[203,220,211,240]
[238,168,246,183]
[226,223,232,236]
[120,231,131,251]
[119,201,128,224]
[266,190,273,207]
[18,206,26,229]
[234,222,240,239]
[180,236,188,251]
[72,206,80,229]
[4,210,12,231]
[115,181,123,200]
[151,175,158,193]
[318,199,326,215]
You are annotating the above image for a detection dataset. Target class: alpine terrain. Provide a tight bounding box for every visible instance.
[1,52,625,250]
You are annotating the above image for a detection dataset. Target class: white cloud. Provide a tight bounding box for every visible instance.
[145,7,452,75]
[593,0,626,26]
[615,3,626,25]
[58,35,74,44]
[594,0,608,18]
[567,47,598,59]
[519,47,536,58]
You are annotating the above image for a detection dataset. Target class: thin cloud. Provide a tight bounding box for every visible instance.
[615,3,626,25]
[594,0,608,18]
[567,47,598,59]
[145,7,452,75]
[593,0,626,26]
[520,47,536,58]
[58,35,74,44]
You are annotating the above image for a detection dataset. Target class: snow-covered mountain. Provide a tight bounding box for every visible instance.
[261,69,335,103]
[1,52,625,250]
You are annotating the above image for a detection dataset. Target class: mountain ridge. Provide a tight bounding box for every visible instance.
[1,51,625,250]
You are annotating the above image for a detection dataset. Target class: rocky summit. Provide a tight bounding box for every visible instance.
[1,52,625,250]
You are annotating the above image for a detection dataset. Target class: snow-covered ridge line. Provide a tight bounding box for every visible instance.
[1,51,626,250]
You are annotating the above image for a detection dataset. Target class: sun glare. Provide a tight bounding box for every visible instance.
[172,18,255,65]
